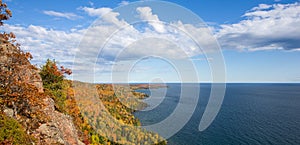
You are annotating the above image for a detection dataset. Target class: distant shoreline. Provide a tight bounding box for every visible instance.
[130,84,168,90]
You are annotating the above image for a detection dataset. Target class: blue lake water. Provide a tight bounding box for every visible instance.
[134,83,300,145]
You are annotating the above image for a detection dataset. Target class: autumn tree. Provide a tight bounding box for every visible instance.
[0,0,12,26]
[0,1,48,144]
[39,59,72,87]
[39,59,72,112]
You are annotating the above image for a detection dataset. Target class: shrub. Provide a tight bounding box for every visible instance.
[0,113,34,144]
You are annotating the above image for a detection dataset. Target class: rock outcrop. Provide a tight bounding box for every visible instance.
[0,37,44,93]
[34,98,84,145]
[1,37,83,144]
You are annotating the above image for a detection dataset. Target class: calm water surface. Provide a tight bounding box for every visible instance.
[134,83,300,145]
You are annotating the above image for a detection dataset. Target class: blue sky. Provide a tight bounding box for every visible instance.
[2,0,300,83]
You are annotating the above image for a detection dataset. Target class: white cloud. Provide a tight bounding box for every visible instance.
[136,7,166,33]
[119,1,129,6]
[1,6,215,67]
[80,7,112,17]
[250,4,272,11]
[94,20,211,61]
[43,10,80,20]
[74,6,217,82]
[77,6,215,62]
[77,6,209,61]
[217,2,300,51]
[80,7,128,27]
[173,21,219,53]
[0,24,83,68]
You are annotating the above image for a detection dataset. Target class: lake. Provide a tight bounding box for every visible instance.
[134,83,300,145]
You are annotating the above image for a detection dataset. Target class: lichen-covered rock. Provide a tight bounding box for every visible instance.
[34,98,83,145]
[36,123,65,144]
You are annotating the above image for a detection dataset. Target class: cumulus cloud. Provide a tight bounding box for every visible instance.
[1,5,217,76]
[43,10,80,20]
[80,6,128,27]
[0,24,83,68]
[93,20,212,62]
[136,7,166,33]
[217,2,300,51]
[76,6,211,62]
[80,7,112,17]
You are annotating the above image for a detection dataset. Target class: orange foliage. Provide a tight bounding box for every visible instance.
[0,0,47,136]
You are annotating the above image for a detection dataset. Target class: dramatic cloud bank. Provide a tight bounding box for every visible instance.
[217,2,300,51]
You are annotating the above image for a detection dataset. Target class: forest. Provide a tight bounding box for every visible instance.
[0,0,166,144]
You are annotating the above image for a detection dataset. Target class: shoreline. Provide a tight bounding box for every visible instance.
[73,81,167,144]
[130,84,168,90]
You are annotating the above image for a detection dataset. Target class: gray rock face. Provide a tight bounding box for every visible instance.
[37,123,65,144]
[35,98,84,145]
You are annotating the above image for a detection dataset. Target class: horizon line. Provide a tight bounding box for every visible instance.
[71,80,300,84]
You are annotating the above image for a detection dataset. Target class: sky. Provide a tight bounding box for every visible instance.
[1,0,300,83]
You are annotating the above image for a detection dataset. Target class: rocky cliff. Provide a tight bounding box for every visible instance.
[0,36,83,144]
